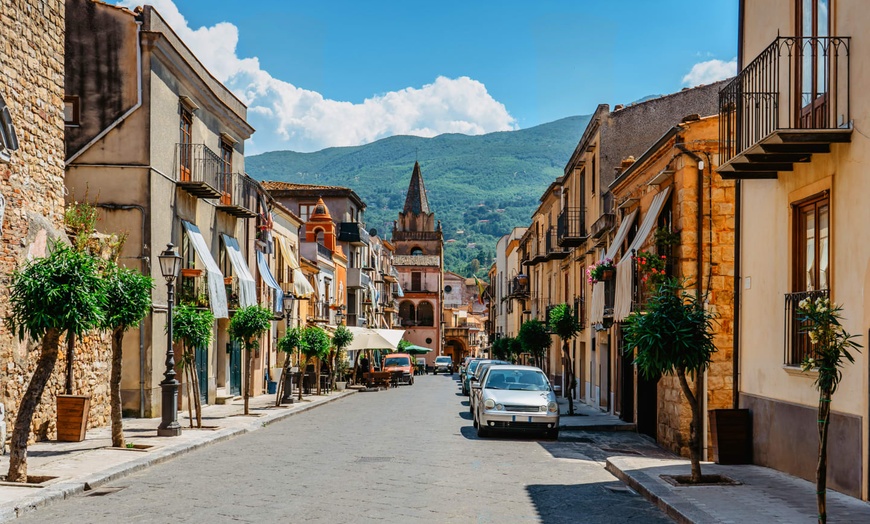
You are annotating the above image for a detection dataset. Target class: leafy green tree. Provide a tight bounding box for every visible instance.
[797,296,861,524]
[397,339,412,353]
[5,243,107,482]
[102,264,153,446]
[229,305,273,414]
[329,325,354,390]
[492,337,514,362]
[301,326,331,395]
[171,303,215,427]
[518,320,551,369]
[623,278,716,483]
[278,327,306,402]
[549,303,581,415]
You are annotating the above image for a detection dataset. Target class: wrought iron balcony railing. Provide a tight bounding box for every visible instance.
[557,207,586,247]
[545,227,569,260]
[784,289,829,367]
[216,172,257,218]
[175,143,223,199]
[719,36,851,177]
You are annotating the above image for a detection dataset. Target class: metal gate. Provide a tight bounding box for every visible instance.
[228,341,241,396]
[195,345,208,404]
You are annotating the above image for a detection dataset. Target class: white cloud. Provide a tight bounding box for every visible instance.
[682,58,737,87]
[118,0,517,153]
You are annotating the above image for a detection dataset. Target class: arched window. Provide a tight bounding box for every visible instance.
[411,246,424,256]
[399,300,416,326]
[314,228,324,244]
[417,301,435,326]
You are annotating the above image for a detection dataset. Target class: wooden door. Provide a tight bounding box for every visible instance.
[798,0,830,128]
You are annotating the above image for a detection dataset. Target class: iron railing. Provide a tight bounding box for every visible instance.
[176,143,222,189]
[784,289,829,367]
[545,227,567,258]
[316,242,332,259]
[557,207,586,245]
[217,172,257,214]
[719,36,851,163]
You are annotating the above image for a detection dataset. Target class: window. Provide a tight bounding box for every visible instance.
[411,272,422,291]
[179,107,193,181]
[411,247,424,256]
[64,96,80,126]
[785,192,830,366]
[417,302,435,326]
[444,285,452,293]
[220,139,233,204]
[591,156,596,194]
[299,203,317,223]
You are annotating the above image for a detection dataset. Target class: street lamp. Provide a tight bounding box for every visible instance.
[157,243,182,437]
[281,294,297,404]
[335,304,346,325]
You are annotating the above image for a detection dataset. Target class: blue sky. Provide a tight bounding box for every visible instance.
[118,0,738,154]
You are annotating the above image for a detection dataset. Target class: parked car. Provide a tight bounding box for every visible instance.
[460,358,482,395]
[468,360,511,413]
[472,365,559,439]
[433,356,453,374]
[382,353,414,385]
[459,356,474,376]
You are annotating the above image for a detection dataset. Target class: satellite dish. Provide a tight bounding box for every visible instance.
[369,228,378,237]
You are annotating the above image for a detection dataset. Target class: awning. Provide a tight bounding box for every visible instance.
[375,328,405,348]
[368,282,379,305]
[221,234,257,308]
[590,209,638,324]
[257,251,284,313]
[613,187,672,321]
[391,267,404,297]
[182,221,228,319]
[276,235,315,298]
[277,235,299,270]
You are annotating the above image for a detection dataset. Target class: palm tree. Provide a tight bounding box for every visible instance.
[229,305,273,415]
[549,303,581,415]
[102,264,153,446]
[5,243,106,482]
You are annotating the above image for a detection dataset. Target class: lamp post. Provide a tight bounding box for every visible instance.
[281,294,296,404]
[157,243,182,437]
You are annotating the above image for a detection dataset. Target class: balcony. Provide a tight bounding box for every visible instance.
[545,228,569,260]
[444,326,469,341]
[338,222,370,246]
[784,289,829,367]
[589,213,615,239]
[215,172,257,218]
[523,238,546,266]
[557,207,586,247]
[175,143,223,199]
[718,36,851,180]
[507,274,530,298]
[347,267,373,289]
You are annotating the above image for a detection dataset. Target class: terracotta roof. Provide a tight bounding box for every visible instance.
[260,181,350,191]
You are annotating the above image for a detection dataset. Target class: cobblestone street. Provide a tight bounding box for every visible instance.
[16,375,670,523]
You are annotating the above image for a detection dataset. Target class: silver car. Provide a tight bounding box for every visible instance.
[472,365,559,439]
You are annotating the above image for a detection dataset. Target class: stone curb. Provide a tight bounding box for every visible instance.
[605,457,717,524]
[0,390,356,522]
[559,423,637,431]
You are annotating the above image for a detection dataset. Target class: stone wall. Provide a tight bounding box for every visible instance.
[0,0,112,448]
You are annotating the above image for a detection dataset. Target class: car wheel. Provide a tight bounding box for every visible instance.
[409,377,414,386]
[477,424,491,438]
[545,429,560,440]
[433,370,437,375]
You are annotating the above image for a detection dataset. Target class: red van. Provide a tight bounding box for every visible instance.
[382,353,414,385]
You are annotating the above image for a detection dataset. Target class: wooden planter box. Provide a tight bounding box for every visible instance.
[709,408,752,465]
[181,268,203,278]
[56,395,90,442]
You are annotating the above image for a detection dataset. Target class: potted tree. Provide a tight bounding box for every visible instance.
[329,325,353,391]
[276,326,303,405]
[623,278,716,484]
[797,296,861,524]
[229,305,273,415]
[301,326,330,395]
[549,303,581,415]
[172,303,215,428]
[101,263,153,448]
[5,243,106,482]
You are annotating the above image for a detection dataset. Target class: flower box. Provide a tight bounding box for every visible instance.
[181,268,203,278]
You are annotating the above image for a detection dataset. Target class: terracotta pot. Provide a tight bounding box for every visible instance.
[601,269,615,281]
[181,268,203,278]
[56,395,90,442]
[224,277,233,285]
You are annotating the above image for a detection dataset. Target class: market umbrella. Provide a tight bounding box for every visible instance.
[345,327,404,351]
[403,344,433,355]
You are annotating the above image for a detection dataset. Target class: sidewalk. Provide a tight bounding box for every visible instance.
[557,397,636,431]
[605,453,870,523]
[0,389,355,521]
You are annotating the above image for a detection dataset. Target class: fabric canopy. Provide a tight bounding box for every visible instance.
[589,209,638,324]
[276,235,300,270]
[257,251,283,313]
[392,267,404,297]
[182,221,228,319]
[221,234,257,308]
[403,344,432,355]
[613,187,672,321]
[345,326,403,351]
[292,269,316,298]
[375,328,405,348]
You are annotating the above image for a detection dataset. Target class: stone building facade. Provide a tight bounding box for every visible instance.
[0,0,114,445]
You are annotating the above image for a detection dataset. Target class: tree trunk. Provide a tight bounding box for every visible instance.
[316,358,322,395]
[817,389,832,524]
[676,366,703,483]
[184,352,194,429]
[7,328,62,483]
[191,348,202,428]
[352,351,360,385]
[297,354,305,402]
[275,355,291,406]
[244,342,253,415]
[562,340,575,415]
[110,328,125,448]
[65,332,75,395]
[329,350,337,391]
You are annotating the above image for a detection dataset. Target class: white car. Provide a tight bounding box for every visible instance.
[472,365,559,439]
[433,356,453,374]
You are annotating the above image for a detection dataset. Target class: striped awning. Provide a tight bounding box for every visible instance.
[182,221,228,318]
[257,251,283,313]
[221,234,257,308]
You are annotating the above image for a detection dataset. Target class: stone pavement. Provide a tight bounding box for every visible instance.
[0,389,355,521]
[557,397,636,431]
[606,453,870,523]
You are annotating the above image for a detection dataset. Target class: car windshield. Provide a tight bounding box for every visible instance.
[436,357,451,364]
[384,357,409,367]
[468,360,481,373]
[485,370,549,391]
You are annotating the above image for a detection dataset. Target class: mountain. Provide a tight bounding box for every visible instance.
[246,115,591,277]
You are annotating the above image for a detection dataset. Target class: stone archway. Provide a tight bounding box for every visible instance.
[443,339,467,369]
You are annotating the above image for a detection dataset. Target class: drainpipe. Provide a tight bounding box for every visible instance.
[97,203,149,417]
[733,0,746,410]
[66,20,143,166]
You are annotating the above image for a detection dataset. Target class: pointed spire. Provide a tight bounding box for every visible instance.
[403,161,431,215]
